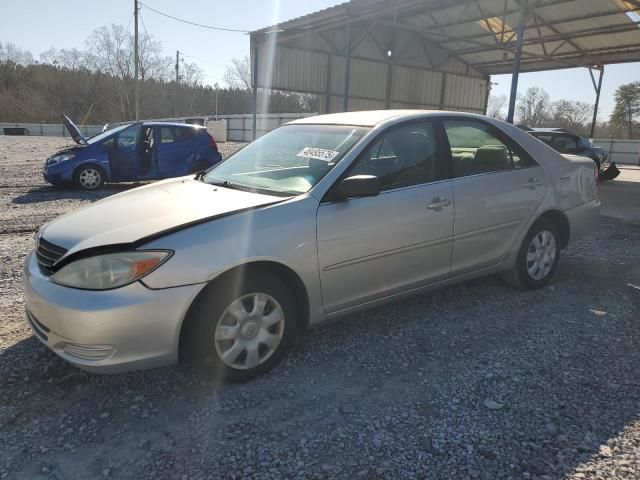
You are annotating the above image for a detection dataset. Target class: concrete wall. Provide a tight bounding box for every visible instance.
[594,139,640,166]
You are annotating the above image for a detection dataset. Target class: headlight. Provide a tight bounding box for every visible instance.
[47,153,75,166]
[51,250,172,290]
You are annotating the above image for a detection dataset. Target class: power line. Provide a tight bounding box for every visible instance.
[138,9,150,38]
[125,12,134,32]
[181,53,228,69]
[139,2,250,33]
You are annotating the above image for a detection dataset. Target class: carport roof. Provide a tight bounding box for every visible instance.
[250,0,640,75]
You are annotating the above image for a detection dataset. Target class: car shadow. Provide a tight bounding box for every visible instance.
[2,218,639,478]
[10,183,149,204]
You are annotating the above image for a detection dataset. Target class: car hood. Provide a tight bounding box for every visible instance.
[62,114,87,145]
[40,177,285,256]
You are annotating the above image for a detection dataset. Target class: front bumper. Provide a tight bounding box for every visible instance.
[23,251,204,373]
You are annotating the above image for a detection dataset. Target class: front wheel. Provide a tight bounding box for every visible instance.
[503,218,560,290]
[183,271,296,382]
[74,165,105,190]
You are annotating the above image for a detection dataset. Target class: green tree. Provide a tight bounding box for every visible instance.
[610,82,640,139]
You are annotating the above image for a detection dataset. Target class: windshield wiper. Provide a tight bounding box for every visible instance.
[206,179,257,193]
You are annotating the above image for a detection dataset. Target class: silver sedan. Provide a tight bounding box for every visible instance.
[24,110,600,381]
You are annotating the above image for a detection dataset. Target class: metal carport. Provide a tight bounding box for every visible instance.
[249,0,640,138]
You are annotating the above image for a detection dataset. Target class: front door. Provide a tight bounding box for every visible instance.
[316,121,454,314]
[109,123,142,181]
[442,118,548,274]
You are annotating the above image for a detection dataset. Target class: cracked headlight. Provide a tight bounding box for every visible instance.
[52,251,172,290]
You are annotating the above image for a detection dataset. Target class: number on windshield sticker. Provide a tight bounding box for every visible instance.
[296,147,340,162]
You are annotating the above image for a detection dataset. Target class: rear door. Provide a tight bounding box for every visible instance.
[316,120,454,314]
[443,118,548,274]
[156,126,199,178]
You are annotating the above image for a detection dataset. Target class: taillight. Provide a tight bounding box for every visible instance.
[207,133,218,152]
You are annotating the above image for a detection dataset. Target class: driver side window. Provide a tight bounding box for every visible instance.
[117,124,141,149]
[350,122,442,191]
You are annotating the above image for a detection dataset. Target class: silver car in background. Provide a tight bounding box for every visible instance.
[24,110,600,381]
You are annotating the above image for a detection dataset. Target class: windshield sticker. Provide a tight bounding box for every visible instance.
[296,147,340,162]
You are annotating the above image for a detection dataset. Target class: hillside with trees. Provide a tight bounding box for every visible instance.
[0,27,317,125]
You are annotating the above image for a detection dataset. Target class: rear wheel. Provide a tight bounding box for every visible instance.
[503,218,560,290]
[183,271,296,382]
[74,165,105,190]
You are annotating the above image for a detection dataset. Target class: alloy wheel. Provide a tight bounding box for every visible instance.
[78,168,101,189]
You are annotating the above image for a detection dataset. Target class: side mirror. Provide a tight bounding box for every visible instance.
[337,175,380,200]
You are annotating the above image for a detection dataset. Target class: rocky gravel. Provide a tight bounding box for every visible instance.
[1,136,640,480]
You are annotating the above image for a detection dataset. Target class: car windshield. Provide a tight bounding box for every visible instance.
[204,124,368,196]
[86,124,130,145]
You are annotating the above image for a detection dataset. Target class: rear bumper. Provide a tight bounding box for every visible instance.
[23,251,203,373]
[565,199,601,244]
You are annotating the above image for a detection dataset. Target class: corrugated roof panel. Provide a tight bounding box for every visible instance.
[444,75,487,111]
[391,66,443,105]
[349,59,388,99]
[256,46,328,93]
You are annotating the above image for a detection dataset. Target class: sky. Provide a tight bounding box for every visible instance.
[2,0,639,118]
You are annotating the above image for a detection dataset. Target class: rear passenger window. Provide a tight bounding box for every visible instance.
[173,127,197,142]
[444,120,537,177]
[159,127,197,143]
[159,127,174,143]
[350,122,443,191]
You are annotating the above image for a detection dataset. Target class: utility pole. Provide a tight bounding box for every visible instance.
[214,82,219,118]
[134,0,140,121]
[174,50,180,117]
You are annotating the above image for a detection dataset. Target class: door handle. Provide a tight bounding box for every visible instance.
[427,197,451,210]
[525,178,543,189]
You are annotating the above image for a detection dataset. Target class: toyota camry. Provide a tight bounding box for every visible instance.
[24,110,600,381]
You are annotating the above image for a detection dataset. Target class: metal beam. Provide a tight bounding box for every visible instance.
[252,47,258,140]
[590,67,604,139]
[454,21,640,57]
[507,0,527,124]
[343,21,352,111]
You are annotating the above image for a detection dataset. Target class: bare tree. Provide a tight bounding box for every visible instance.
[0,42,34,65]
[40,48,90,71]
[516,87,550,127]
[223,56,251,91]
[550,99,593,131]
[85,24,173,120]
[487,94,507,120]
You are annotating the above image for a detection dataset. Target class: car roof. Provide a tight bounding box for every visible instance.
[288,109,488,127]
[142,122,204,128]
[531,128,575,135]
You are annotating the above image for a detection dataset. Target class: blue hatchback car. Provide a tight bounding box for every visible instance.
[43,116,223,190]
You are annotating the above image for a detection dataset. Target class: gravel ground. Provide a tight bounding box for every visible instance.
[1,136,639,480]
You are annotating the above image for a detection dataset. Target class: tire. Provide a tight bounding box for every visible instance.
[74,165,105,190]
[502,218,560,290]
[183,270,297,382]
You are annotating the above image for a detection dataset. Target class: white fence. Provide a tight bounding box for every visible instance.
[0,122,104,138]
[593,139,640,166]
[0,112,315,142]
